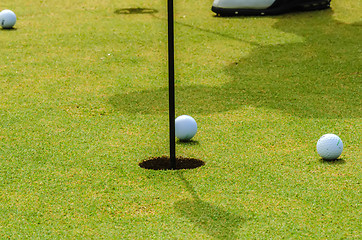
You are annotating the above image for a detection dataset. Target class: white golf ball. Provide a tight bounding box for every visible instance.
[175,115,197,141]
[0,10,17,29]
[316,134,343,160]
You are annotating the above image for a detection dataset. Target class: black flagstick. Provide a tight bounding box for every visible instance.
[168,0,176,169]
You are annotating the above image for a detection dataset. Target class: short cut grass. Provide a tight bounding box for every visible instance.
[0,0,361,239]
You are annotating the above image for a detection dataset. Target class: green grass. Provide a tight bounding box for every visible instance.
[0,0,361,239]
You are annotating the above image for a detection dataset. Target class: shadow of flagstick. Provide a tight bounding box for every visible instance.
[174,172,246,239]
[150,13,261,47]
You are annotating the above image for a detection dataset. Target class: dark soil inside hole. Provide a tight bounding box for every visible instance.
[139,156,205,170]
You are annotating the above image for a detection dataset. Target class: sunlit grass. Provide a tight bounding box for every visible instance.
[0,0,360,238]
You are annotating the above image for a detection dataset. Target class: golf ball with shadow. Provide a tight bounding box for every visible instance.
[175,115,197,141]
[317,134,343,160]
[0,10,16,29]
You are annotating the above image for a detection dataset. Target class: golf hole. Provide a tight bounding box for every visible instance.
[114,8,158,15]
[139,156,205,170]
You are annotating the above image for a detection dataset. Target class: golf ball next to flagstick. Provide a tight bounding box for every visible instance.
[0,9,17,29]
[175,115,197,141]
[317,134,343,160]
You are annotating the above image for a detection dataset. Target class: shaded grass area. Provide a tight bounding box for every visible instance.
[110,10,361,119]
[0,0,361,239]
[174,172,247,240]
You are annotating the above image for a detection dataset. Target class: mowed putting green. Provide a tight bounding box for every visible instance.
[0,0,361,238]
